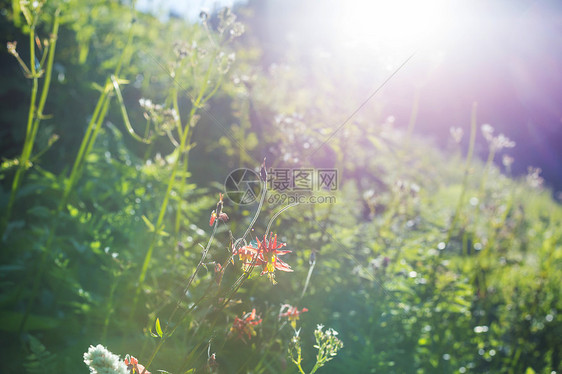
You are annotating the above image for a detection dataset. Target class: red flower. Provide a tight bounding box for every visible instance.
[209,211,229,226]
[232,233,293,284]
[209,193,228,226]
[124,356,151,374]
[230,308,262,341]
[279,304,308,329]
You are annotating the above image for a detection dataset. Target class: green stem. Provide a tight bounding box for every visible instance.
[309,362,322,374]
[446,102,477,244]
[478,147,496,199]
[112,75,152,144]
[4,23,38,233]
[406,86,421,140]
[101,270,121,342]
[134,56,218,306]
[19,13,136,333]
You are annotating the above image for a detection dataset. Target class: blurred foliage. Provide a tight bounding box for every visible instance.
[1,0,561,373]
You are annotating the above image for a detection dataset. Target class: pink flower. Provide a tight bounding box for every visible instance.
[279,304,308,329]
[124,356,151,374]
[230,309,262,341]
[233,233,293,284]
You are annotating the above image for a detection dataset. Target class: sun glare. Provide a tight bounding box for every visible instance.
[335,0,450,55]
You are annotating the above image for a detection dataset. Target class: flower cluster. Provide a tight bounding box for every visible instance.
[450,127,463,143]
[230,309,262,342]
[124,355,151,374]
[83,344,128,374]
[502,155,514,169]
[138,98,179,136]
[233,233,293,284]
[313,325,344,367]
[217,7,245,39]
[481,124,515,151]
[279,304,308,329]
[526,166,544,189]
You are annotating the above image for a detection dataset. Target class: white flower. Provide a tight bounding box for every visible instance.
[526,167,544,189]
[450,127,463,143]
[490,134,515,151]
[83,344,128,374]
[481,124,494,142]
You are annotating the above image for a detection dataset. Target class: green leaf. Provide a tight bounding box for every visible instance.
[142,215,155,232]
[155,317,163,338]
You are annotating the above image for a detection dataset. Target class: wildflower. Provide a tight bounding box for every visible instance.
[209,193,228,226]
[173,41,190,60]
[7,41,18,57]
[314,325,344,359]
[481,124,515,151]
[218,7,236,35]
[124,355,151,374]
[481,124,494,142]
[279,304,308,329]
[230,22,245,38]
[230,309,262,341]
[138,98,153,110]
[214,262,223,285]
[83,344,128,374]
[233,243,257,271]
[309,325,344,370]
[234,233,293,284]
[490,133,515,151]
[209,211,229,226]
[207,353,218,371]
[450,127,463,143]
[526,167,544,189]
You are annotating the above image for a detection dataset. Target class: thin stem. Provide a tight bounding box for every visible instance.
[101,271,121,342]
[406,86,421,140]
[478,147,496,199]
[300,258,316,300]
[3,9,60,236]
[264,202,298,239]
[135,53,219,304]
[19,12,136,333]
[446,102,477,244]
[4,27,38,233]
[112,75,152,144]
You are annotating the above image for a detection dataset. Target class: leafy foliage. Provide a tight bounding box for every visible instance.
[0,1,561,373]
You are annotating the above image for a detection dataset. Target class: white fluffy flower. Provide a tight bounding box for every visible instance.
[83,344,128,374]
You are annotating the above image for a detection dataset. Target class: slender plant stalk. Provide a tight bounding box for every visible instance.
[406,85,421,140]
[145,175,273,371]
[300,257,316,299]
[101,270,122,342]
[112,75,152,144]
[478,147,496,199]
[19,14,136,333]
[3,10,60,236]
[446,102,478,245]
[133,55,219,310]
[144,176,267,370]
